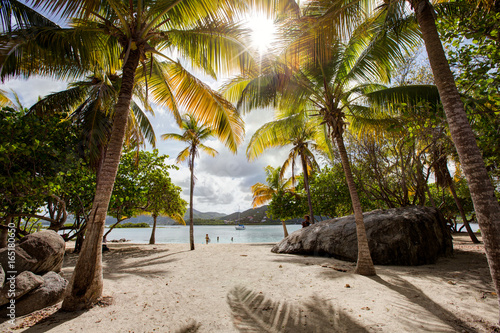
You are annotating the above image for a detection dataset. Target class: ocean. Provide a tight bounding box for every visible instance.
[105,224,303,244]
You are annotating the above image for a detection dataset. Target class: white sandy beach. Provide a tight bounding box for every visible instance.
[1,233,498,332]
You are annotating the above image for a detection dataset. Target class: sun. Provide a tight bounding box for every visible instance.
[246,14,277,54]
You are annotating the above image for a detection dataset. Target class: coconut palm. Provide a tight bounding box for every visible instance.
[247,111,322,223]
[162,114,218,251]
[222,11,420,274]
[0,0,250,310]
[252,165,296,237]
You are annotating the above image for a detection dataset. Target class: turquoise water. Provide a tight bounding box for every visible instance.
[105,224,303,244]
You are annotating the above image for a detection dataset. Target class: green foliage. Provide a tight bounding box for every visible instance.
[307,166,353,218]
[267,190,307,221]
[114,222,150,228]
[0,107,82,222]
[109,149,186,223]
[437,2,500,189]
[426,177,473,223]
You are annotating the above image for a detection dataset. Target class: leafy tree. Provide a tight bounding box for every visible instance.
[437,1,500,190]
[0,107,81,234]
[104,150,186,242]
[267,190,307,222]
[162,114,218,251]
[305,166,355,219]
[144,168,186,245]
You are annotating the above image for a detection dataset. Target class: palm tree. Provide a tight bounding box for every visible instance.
[0,0,249,310]
[162,114,218,251]
[247,112,322,223]
[251,165,295,237]
[224,39,396,276]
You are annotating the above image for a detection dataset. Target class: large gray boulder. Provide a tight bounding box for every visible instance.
[0,271,44,306]
[272,206,453,266]
[0,271,67,318]
[0,230,65,275]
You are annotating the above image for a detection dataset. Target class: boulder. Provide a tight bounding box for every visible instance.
[272,206,453,266]
[0,230,65,275]
[0,271,44,306]
[0,271,68,318]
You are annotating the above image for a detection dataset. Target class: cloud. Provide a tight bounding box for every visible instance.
[2,78,69,107]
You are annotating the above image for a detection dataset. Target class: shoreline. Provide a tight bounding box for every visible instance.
[2,233,497,332]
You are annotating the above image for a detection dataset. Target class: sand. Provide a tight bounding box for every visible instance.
[1,233,498,332]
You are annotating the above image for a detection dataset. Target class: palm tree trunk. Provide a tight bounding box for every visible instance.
[413,0,500,320]
[448,182,479,243]
[333,134,376,276]
[61,49,141,311]
[149,214,157,245]
[281,220,289,238]
[189,150,195,251]
[300,154,315,223]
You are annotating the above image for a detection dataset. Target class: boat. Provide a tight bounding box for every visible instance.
[235,224,245,230]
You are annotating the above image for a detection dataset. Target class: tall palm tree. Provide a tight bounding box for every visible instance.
[247,112,321,223]
[162,114,218,251]
[0,0,249,310]
[251,165,296,237]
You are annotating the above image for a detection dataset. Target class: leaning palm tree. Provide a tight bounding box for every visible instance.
[162,114,218,251]
[251,165,295,237]
[247,111,322,224]
[0,0,249,310]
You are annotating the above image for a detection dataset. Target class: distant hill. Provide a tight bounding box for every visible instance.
[99,207,303,226]
[189,210,226,220]
[218,206,302,225]
[104,209,226,226]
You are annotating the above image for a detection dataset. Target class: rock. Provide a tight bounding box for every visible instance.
[272,206,453,266]
[0,271,44,306]
[0,271,68,318]
[0,230,65,275]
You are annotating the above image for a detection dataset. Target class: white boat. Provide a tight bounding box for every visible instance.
[235,224,245,230]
